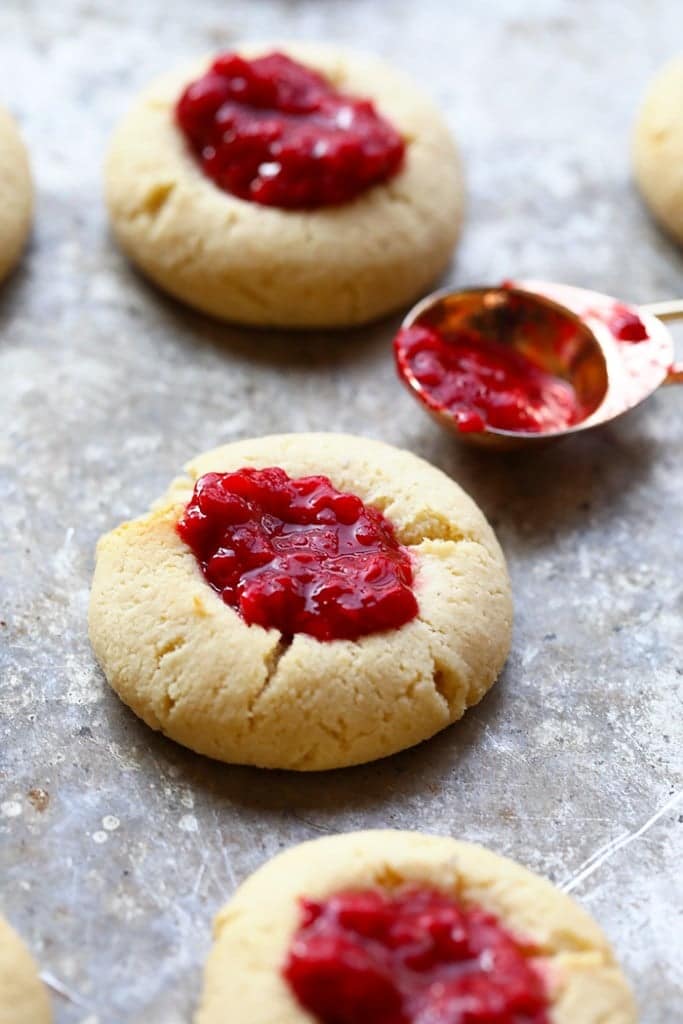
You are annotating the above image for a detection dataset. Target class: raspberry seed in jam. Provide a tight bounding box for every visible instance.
[283,886,550,1024]
[176,467,418,641]
[176,52,405,208]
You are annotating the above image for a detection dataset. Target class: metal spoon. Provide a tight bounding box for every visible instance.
[396,280,683,449]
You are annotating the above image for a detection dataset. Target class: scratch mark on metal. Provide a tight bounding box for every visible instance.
[560,789,683,894]
[293,813,334,834]
[468,714,528,767]
[40,970,92,1010]
[217,828,238,892]
[192,862,206,897]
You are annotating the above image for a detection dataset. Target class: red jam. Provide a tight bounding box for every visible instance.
[607,304,649,342]
[176,468,417,641]
[175,52,405,208]
[283,886,550,1024]
[394,325,583,434]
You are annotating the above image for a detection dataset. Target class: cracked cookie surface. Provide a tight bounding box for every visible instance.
[0,915,51,1024]
[104,43,463,327]
[88,433,512,770]
[0,107,32,284]
[195,831,637,1024]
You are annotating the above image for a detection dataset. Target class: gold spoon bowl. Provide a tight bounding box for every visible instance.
[396,280,683,449]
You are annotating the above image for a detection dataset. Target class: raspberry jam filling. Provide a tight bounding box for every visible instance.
[176,468,417,642]
[283,886,550,1024]
[394,324,584,434]
[606,304,649,342]
[176,51,405,208]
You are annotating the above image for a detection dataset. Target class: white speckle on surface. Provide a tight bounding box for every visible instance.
[102,815,120,832]
[88,272,128,304]
[178,814,199,834]
[1,801,22,818]
[63,654,103,707]
[92,831,108,844]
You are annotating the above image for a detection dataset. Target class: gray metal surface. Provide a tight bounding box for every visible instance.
[1,1,681,1021]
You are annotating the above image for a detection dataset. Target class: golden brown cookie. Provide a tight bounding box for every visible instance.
[89,433,511,770]
[195,830,637,1024]
[104,43,463,327]
[0,107,32,283]
[633,56,683,242]
[0,914,51,1024]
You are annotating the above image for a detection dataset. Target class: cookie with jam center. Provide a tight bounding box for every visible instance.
[89,433,511,770]
[104,43,463,327]
[195,830,637,1024]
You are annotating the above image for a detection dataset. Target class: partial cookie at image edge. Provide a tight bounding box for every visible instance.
[0,914,51,1024]
[633,56,683,243]
[0,107,33,284]
[195,830,638,1024]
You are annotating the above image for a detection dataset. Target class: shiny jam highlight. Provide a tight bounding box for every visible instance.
[176,468,417,641]
[283,886,550,1024]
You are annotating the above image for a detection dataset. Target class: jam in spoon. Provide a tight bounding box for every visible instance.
[394,280,683,449]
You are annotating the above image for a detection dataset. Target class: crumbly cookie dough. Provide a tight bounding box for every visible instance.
[633,57,683,243]
[89,433,511,770]
[104,43,463,327]
[195,830,638,1024]
[0,107,32,283]
[0,915,51,1024]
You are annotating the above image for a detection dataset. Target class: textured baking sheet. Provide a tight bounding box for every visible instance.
[1,1,682,1021]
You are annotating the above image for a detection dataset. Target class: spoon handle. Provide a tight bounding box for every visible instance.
[641,299,683,321]
[664,363,683,385]
[641,300,683,383]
